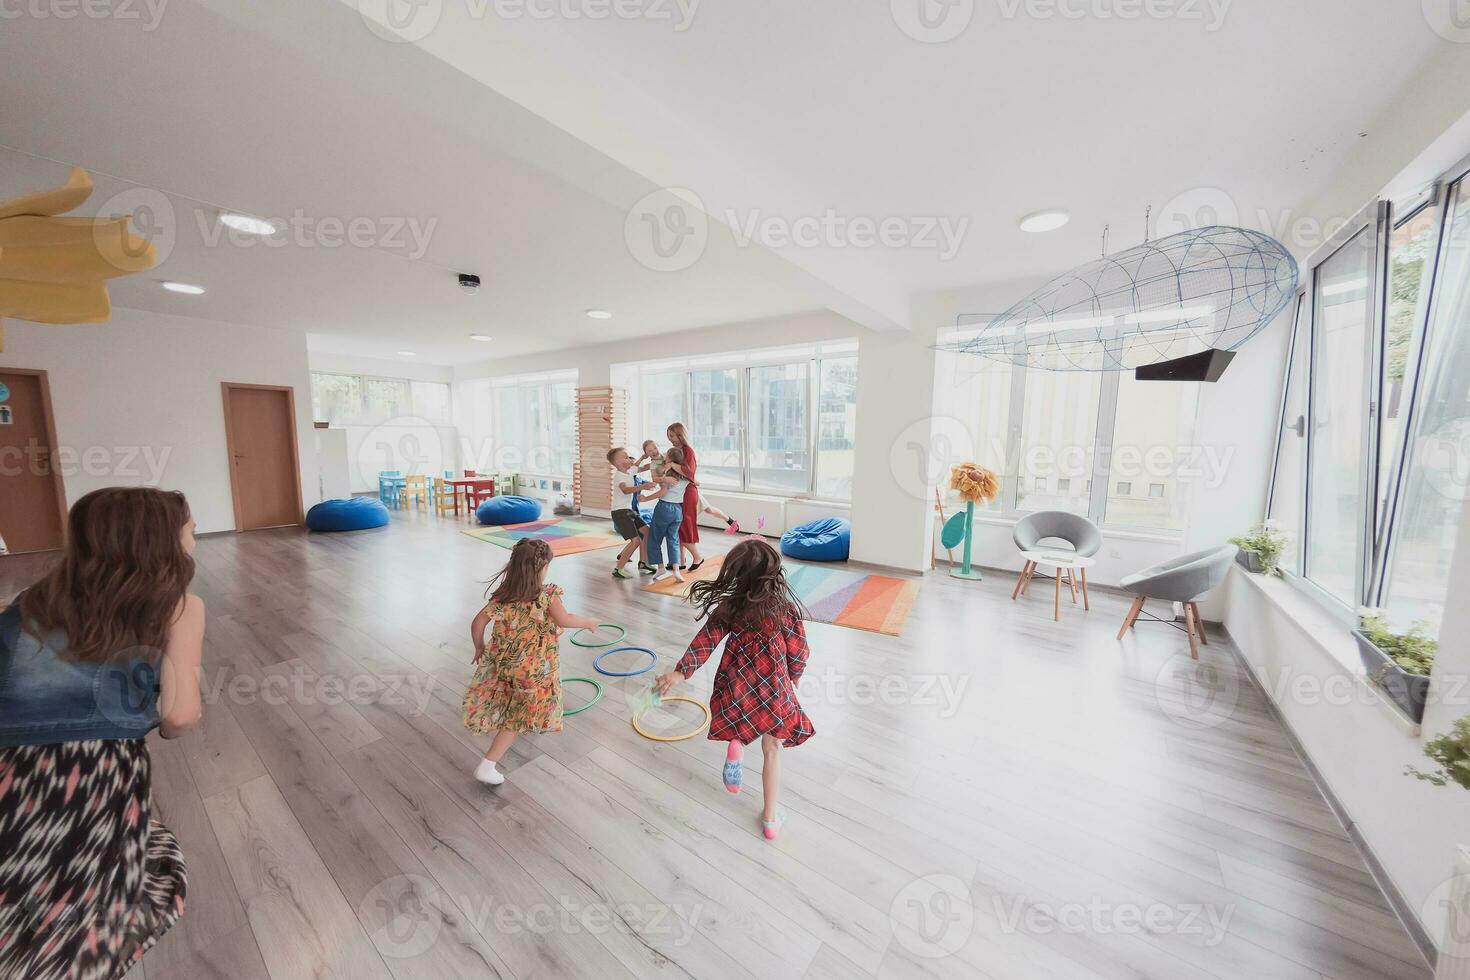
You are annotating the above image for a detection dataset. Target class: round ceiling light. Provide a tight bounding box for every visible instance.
[1018,210,1070,233]
[585,309,613,320]
[469,334,493,342]
[219,212,277,236]
[396,350,417,357]
[160,281,205,295]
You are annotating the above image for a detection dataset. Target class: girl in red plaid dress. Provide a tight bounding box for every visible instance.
[654,538,812,840]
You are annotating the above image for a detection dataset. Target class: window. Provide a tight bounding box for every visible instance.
[1016,370,1101,517]
[484,375,575,476]
[1381,176,1470,630]
[1105,373,1200,530]
[748,363,810,493]
[934,323,1205,531]
[1268,159,1470,632]
[690,368,742,489]
[815,356,858,499]
[623,342,858,500]
[310,373,452,425]
[1305,225,1376,606]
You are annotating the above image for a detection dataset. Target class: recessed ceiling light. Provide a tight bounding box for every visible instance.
[160,281,205,295]
[396,350,417,356]
[1018,210,1070,233]
[219,212,277,236]
[469,334,493,342]
[585,309,613,320]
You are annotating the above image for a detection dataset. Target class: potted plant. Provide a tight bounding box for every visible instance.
[1230,521,1286,575]
[1353,610,1435,724]
[1406,716,1470,790]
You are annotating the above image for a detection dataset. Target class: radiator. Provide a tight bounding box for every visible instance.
[1437,845,1470,979]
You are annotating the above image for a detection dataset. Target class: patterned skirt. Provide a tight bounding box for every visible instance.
[0,739,187,980]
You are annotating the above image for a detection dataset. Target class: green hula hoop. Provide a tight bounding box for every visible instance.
[570,624,627,648]
[561,677,603,716]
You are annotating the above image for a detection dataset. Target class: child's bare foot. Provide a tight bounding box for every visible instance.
[672,570,685,583]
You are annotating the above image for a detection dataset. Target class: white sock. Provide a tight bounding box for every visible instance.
[475,759,504,784]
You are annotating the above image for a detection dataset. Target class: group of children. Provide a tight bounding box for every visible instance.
[607,440,738,583]
[461,449,811,841]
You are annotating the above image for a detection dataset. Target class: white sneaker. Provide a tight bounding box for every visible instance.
[474,759,504,785]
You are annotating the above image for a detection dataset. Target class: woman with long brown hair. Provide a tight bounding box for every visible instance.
[0,487,203,979]
[665,421,706,571]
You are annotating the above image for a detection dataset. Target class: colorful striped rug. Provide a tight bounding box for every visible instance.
[643,555,920,636]
[461,518,624,557]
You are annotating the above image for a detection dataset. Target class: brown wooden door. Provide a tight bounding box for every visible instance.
[0,369,66,554]
[222,384,303,531]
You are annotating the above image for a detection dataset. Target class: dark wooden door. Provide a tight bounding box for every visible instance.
[223,384,303,530]
[0,369,66,554]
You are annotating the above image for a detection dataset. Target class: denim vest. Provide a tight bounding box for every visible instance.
[0,601,161,747]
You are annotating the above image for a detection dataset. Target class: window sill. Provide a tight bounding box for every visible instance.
[1229,565,1422,737]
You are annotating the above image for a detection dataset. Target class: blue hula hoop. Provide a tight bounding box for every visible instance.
[593,646,658,677]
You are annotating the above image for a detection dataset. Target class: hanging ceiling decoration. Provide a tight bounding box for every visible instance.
[0,167,160,350]
[938,225,1299,372]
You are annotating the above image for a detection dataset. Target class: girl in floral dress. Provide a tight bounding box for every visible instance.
[463,538,600,785]
[654,537,812,840]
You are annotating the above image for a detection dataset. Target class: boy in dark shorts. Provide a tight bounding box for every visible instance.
[608,447,657,578]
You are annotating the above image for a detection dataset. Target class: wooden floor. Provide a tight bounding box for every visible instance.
[1,511,1432,980]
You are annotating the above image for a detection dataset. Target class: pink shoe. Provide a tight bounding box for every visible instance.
[762,809,786,840]
[723,520,740,535]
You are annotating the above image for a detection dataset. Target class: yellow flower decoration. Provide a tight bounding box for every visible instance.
[949,461,999,503]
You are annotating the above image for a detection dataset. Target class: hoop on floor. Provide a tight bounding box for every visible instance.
[593,646,657,677]
[560,677,602,716]
[631,695,711,742]
[570,624,626,648]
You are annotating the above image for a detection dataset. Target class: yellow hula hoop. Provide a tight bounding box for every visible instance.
[630,695,711,742]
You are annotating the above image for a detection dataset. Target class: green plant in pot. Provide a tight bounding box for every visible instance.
[1406,716,1470,790]
[1229,520,1286,575]
[1353,610,1436,724]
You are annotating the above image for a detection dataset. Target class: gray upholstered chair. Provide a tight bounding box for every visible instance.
[1010,510,1103,605]
[1116,544,1238,658]
[1012,511,1102,557]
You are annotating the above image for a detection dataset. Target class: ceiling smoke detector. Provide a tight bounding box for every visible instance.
[458,273,481,294]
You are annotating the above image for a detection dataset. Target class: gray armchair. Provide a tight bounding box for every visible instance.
[1116,544,1238,658]
[1010,511,1103,607]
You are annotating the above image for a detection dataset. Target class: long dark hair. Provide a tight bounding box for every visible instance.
[20,487,194,663]
[687,538,806,628]
[485,538,553,605]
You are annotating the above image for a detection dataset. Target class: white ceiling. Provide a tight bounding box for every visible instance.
[0,0,1452,364]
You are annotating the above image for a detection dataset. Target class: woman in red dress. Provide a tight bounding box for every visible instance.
[666,422,705,571]
[654,538,812,840]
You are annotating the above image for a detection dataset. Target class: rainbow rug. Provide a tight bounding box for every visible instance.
[462,518,623,557]
[643,555,920,636]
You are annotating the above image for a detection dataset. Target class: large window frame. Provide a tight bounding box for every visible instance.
[625,342,859,502]
[310,372,454,425]
[933,334,1201,535]
[1267,151,1470,628]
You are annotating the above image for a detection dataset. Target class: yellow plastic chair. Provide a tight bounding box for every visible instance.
[402,474,430,510]
[432,477,458,516]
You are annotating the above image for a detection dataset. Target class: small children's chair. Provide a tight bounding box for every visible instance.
[378,470,404,507]
[402,474,430,510]
[432,477,458,516]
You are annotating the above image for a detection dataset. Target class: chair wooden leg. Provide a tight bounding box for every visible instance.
[1080,568,1091,611]
[1117,596,1145,640]
[1020,563,1036,596]
[1067,568,1078,603]
[1184,603,1200,660]
[1192,603,1208,644]
[1011,561,1033,601]
[1053,570,1062,621]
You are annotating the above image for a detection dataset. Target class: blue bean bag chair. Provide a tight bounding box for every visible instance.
[477,495,542,526]
[780,517,850,562]
[306,497,390,532]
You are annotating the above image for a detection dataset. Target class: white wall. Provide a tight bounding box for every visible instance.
[0,308,319,534]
